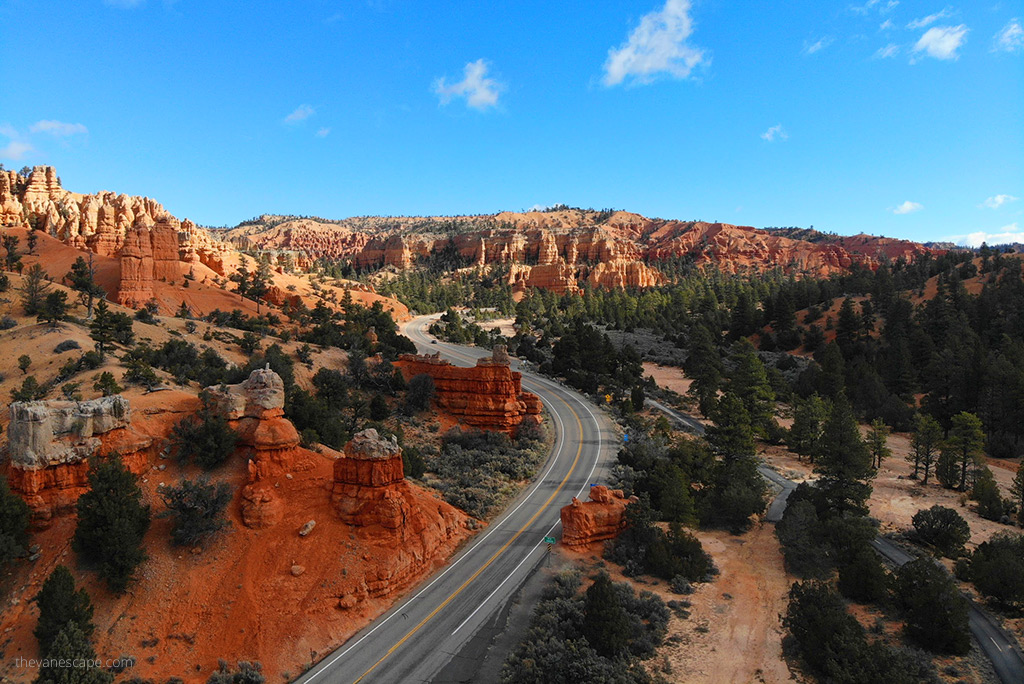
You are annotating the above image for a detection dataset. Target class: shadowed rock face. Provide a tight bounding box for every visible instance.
[394,347,543,435]
[560,485,635,548]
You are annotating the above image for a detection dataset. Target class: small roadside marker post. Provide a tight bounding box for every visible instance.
[544,536,555,564]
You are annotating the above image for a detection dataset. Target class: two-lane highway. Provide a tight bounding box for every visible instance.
[298,315,617,683]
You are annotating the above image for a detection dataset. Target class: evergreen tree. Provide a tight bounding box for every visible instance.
[684,323,721,417]
[0,475,30,568]
[866,419,891,470]
[160,478,233,547]
[34,565,95,654]
[65,255,104,319]
[706,391,755,460]
[581,573,630,657]
[34,622,113,684]
[943,411,986,491]
[1012,466,1024,526]
[3,234,22,271]
[728,339,776,435]
[815,342,846,399]
[250,258,273,313]
[909,413,942,483]
[815,394,874,516]
[171,396,239,469]
[788,394,828,462]
[72,455,151,593]
[892,558,970,655]
[369,393,390,421]
[37,290,68,327]
[19,263,51,316]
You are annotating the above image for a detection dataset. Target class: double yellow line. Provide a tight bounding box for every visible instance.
[352,395,585,683]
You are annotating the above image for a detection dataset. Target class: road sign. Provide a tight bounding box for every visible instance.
[543,536,556,544]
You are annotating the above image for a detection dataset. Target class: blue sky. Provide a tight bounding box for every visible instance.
[1,1,1021,246]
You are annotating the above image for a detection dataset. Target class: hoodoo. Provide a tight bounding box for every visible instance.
[560,485,635,548]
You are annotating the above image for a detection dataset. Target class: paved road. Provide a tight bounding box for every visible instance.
[644,397,1024,683]
[297,316,617,684]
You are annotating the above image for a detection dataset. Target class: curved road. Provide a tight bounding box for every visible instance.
[297,315,617,684]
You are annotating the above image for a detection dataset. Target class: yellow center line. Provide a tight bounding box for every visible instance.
[351,393,585,684]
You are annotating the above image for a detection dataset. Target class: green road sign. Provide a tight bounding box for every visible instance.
[543,536,556,544]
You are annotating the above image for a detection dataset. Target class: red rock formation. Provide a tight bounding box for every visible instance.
[5,396,152,520]
[332,429,407,528]
[560,485,635,548]
[205,366,305,528]
[394,347,542,434]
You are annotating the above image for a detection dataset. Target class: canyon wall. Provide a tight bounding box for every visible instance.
[394,347,542,434]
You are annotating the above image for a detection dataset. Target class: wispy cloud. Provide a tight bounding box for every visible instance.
[912,25,968,60]
[30,120,88,136]
[874,43,900,58]
[907,9,952,30]
[433,59,503,110]
[0,124,33,161]
[950,223,1023,247]
[284,104,315,124]
[602,0,707,87]
[893,200,923,214]
[992,18,1023,53]
[851,0,898,16]
[803,36,834,55]
[315,127,331,138]
[761,124,788,142]
[981,194,1019,209]
[879,19,894,31]
[103,0,145,7]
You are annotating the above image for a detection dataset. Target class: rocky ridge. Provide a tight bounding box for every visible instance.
[394,346,543,434]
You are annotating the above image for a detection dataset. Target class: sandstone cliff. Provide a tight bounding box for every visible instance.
[5,395,152,519]
[394,346,542,434]
[560,485,635,548]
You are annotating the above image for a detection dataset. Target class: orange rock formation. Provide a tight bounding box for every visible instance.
[4,395,152,520]
[394,346,542,434]
[560,485,635,547]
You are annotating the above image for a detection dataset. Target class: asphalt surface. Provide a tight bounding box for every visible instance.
[644,397,1024,683]
[296,315,617,684]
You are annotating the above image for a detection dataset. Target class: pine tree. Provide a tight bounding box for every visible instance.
[581,573,630,657]
[37,290,68,328]
[866,419,891,470]
[1012,466,1024,526]
[788,394,828,462]
[72,455,151,593]
[160,478,232,547]
[707,391,756,460]
[728,339,776,435]
[65,255,104,319]
[34,622,113,684]
[909,413,942,483]
[685,323,722,417]
[89,301,133,358]
[2,235,21,271]
[943,412,986,491]
[34,565,95,654]
[19,263,51,316]
[0,475,30,568]
[815,394,874,516]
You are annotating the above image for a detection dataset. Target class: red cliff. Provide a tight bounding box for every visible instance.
[394,346,542,434]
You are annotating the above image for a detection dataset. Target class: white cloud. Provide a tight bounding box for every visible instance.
[907,9,952,30]
[284,104,315,124]
[851,0,898,15]
[992,19,1024,53]
[981,194,1019,209]
[602,0,707,87]
[893,200,923,214]
[874,43,900,58]
[879,19,894,31]
[912,25,968,60]
[761,124,788,142]
[30,120,88,136]
[0,140,33,161]
[803,36,834,54]
[950,223,1023,247]
[315,127,331,138]
[433,59,503,110]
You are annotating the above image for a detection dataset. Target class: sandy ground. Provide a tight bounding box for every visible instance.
[565,525,795,684]
[643,362,694,398]
[474,316,517,338]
